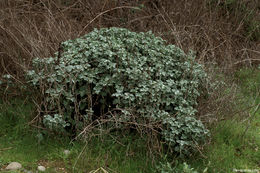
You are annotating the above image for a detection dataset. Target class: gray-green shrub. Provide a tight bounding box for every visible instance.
[156,161,199,173]
[27,27,209,154]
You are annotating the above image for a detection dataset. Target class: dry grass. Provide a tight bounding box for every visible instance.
[0,0,259,79]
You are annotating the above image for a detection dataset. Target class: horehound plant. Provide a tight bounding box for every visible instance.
[27,27,209,155]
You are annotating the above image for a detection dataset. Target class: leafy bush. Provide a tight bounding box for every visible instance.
[163,116,209,155]
[156,161,199,173]
[27,27,209,154]
[43,114,70,131]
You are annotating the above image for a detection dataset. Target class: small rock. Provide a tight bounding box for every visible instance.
[63,150,70,155]
[38,165,46,172]
[5,162,22,170]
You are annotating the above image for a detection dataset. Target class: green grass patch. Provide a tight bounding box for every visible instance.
[235,68,260,100]
[0,97,155,172]
[191,117,260,173]
[69,134,154,173]
[189,68,260,173]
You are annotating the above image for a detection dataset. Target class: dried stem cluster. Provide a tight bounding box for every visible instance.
[0,0,259,78]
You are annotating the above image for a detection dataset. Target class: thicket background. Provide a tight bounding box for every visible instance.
[0,0,259,80]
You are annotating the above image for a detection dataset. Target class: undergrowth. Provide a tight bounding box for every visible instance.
[0,98,155,173]
[188,68,260,173]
